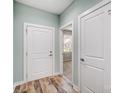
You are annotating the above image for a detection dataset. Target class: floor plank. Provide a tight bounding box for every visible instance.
[14,75,79,93]
[63,61,72,80]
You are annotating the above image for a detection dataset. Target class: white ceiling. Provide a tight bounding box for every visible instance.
[15,0,74,14]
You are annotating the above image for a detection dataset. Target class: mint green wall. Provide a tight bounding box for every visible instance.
[14,2,60,83]
[60,0,103,86]
[14,0,103,85]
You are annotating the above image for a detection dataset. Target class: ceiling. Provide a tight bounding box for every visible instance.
[15,0,74,15]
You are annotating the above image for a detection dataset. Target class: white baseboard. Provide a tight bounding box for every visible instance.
[73,84,80,92]
[13,80,26,90]
[63,75,73,85]
[53,72,61,76]
[63,75,80,92]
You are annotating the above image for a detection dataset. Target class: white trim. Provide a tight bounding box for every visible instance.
[73,84,80,92]
[23,23,27,82]
[23,23,55,82]
[63,75,73,85]
[78,16,81,91]
[78,0,111,92]
[53,72,62,76]
[78,0,111,18]
[60,21,73,30]
[59,30,64,74]
[13,81,25,90]
[59,21,74,85]
[53,27,55,75]
[63,75,79,93]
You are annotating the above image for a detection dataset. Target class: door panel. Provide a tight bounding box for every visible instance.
[84,12,104,58]
[27,26,54,81]
[85,65,103,93]
[80,3,111,93]
[85,56,104,69]
[81,62,103,93]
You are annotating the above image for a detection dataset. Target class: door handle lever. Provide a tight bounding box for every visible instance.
[80,58,85,62]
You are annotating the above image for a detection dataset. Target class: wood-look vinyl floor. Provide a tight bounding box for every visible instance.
[63,61,72,80]
[14,75,79,93]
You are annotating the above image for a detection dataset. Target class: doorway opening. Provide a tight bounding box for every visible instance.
[60,21,74,83]
[63,29,72,80]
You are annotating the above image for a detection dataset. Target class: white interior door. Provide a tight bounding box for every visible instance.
[80,3,111,93]
[27,25,54,81]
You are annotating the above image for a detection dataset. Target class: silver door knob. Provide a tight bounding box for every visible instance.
[49,54,53,56]
[80,58,85,62]
[49,51,53,53]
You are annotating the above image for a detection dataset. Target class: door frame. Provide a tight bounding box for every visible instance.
[23,23,55,82]
[59,21,74,84]
[78,0,111,91]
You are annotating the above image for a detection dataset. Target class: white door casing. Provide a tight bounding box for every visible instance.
[60,30,64,74]
[59,21,74,84]
[79,2,111,93]
[24,23,55,82]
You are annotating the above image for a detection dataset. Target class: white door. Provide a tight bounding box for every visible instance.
[27,25,54,81]
[80,3,111,93]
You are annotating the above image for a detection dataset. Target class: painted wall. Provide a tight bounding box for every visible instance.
[14,1,60,83]
[60,0,103,86]
[14,0,103,85]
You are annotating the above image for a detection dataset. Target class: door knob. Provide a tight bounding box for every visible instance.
[80,58,85,62]
[49,51,53,53]
[49,54,53,56]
